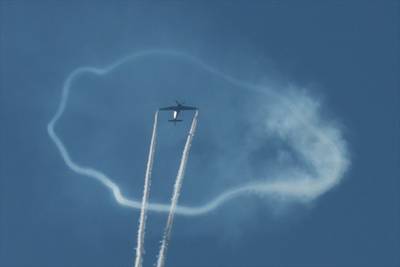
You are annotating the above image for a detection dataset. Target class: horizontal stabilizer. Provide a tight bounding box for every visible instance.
[169,119,183,122]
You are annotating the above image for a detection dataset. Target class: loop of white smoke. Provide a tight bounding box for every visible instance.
[47,49,350,217]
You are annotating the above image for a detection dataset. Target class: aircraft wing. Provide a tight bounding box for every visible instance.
[159,106,177,111]
[180,105,197,110]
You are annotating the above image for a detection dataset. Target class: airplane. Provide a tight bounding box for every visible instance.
[159,101,197,124]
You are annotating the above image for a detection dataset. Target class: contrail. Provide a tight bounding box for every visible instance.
[156,111,198,267]
[47,49,350,217]
[134,111,158,267]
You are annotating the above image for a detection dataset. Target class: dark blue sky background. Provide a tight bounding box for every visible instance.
[1,1,399,267]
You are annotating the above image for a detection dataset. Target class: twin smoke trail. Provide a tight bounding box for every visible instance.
[133,111,198,267]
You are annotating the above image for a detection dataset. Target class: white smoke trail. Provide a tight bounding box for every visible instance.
[156,111,198,267]
[134,111,158,267]
[47,49,350,217]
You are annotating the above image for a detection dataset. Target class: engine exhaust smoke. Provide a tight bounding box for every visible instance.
[134,111,158,267]
[156,111,199,267]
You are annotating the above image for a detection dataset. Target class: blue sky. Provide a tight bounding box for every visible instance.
[1,1,399,267]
